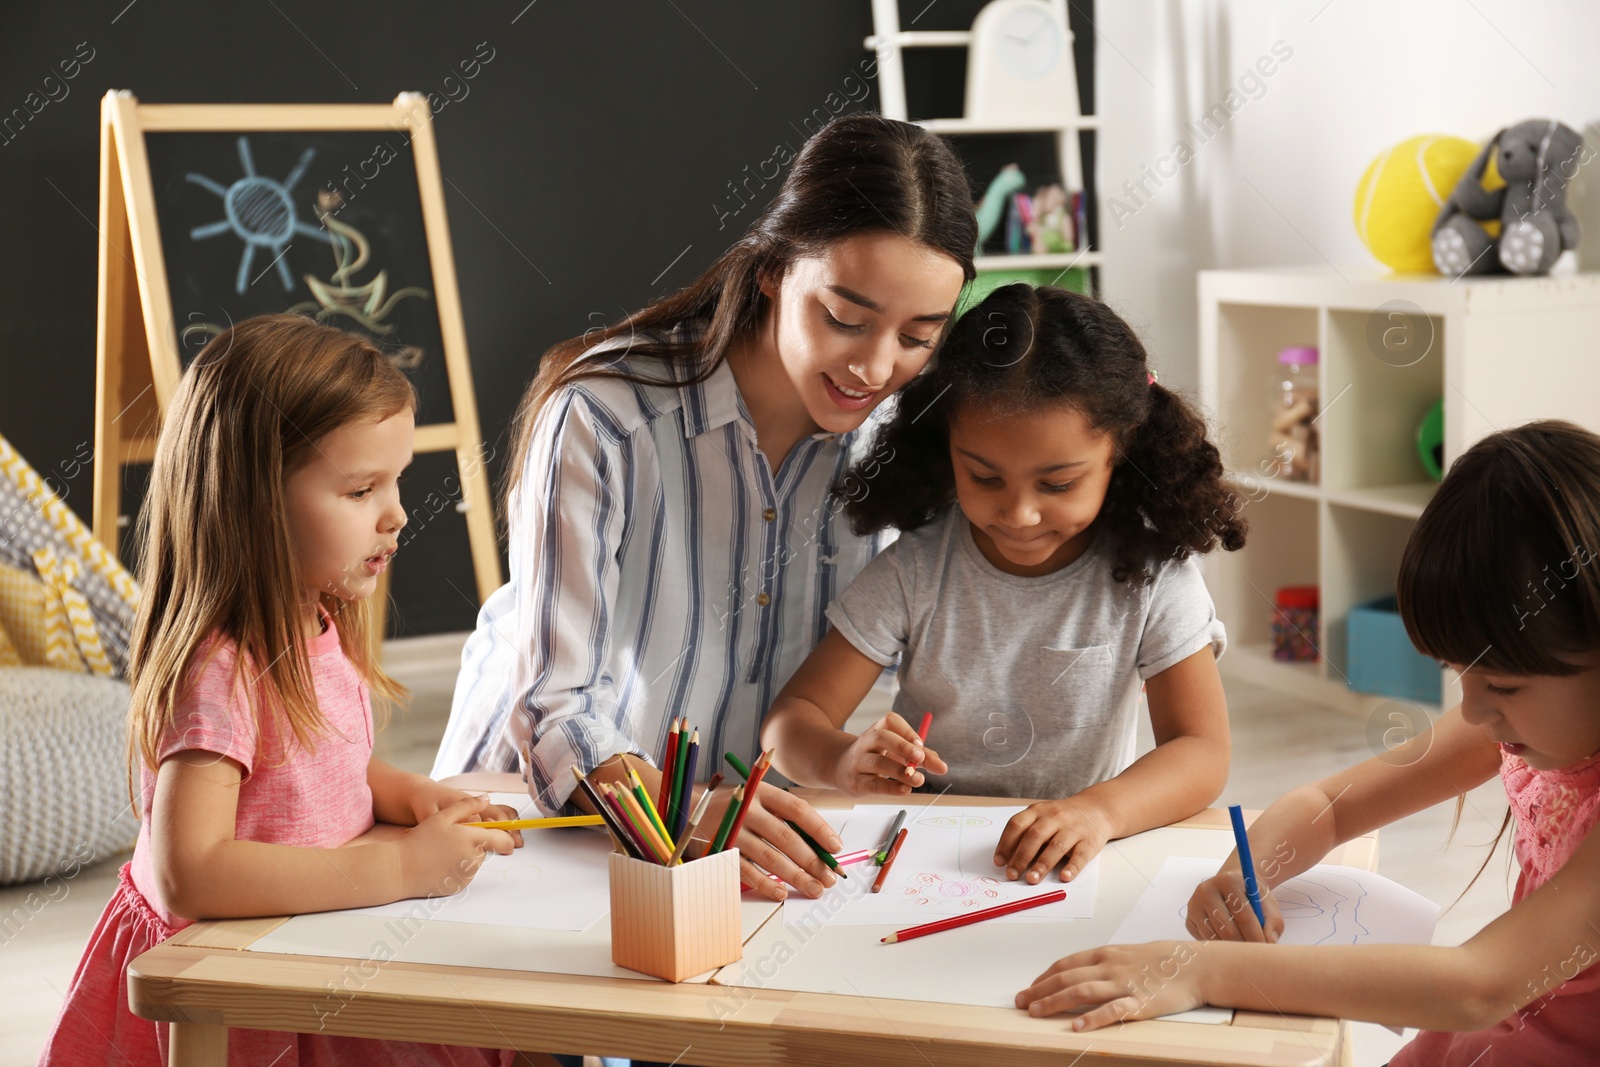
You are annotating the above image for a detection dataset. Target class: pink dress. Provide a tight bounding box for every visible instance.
[37,616,513,1067]
[1391,745,1600,1066]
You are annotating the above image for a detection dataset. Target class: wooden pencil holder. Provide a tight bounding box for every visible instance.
[608,848,742,982]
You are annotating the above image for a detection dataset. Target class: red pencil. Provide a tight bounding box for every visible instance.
[657,717,681,817]
[881,888,1065,943]
[871,827,908,893]
[723,748,772,851]
[906,712,933,770]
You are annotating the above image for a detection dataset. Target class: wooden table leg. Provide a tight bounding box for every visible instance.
[168,1022,227,1066]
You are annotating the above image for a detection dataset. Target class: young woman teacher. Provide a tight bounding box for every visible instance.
[434,114,977,901]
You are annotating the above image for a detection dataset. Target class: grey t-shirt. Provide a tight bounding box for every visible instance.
[825,507,1226,800]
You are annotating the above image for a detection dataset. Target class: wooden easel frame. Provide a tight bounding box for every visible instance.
[93,90,503,612]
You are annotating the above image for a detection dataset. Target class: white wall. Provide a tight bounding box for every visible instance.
[1096,0,1600,396]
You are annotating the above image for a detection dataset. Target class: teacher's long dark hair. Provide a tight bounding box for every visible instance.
[501,113,979,519]
[840,284,1247,584]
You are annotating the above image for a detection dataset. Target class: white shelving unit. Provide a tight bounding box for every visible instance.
[1199,265,1600,717]
[866,0,1101,275]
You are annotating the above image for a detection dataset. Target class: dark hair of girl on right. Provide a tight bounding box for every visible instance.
[841,282,1247,582]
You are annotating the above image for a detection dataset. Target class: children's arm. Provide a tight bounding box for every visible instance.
[995,646,1230,884]
[366,758,522,844]
[150,750,516,920]
[762,628,949,795]
[1187,704,1502,942]
[1020,811,1600,1033]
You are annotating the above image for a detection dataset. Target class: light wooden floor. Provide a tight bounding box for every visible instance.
[1,633,1513,1066]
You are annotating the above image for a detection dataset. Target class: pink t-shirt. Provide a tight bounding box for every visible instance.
[129,614,377,927]
[1392,745,1600,1067]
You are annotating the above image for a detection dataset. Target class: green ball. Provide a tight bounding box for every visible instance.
[1416,398,1444,481]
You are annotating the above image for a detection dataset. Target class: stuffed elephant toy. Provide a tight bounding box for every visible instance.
[1432,119,1585,277]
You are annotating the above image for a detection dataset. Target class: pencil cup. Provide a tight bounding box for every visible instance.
[608,848,742,982]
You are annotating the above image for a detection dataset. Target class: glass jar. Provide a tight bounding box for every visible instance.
[1266,346,1319,482]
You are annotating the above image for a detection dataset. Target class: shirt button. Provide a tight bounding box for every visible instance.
[757,593,771,606]
[763,508,776,522]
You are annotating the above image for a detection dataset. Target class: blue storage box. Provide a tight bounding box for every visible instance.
[1346,596,1441,704]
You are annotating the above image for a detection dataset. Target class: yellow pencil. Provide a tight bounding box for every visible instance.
[465,815,606,830]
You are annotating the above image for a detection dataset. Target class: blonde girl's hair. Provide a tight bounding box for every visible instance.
[128,314,415,777]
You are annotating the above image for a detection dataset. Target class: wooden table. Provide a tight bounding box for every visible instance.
[129,783,1373,1067]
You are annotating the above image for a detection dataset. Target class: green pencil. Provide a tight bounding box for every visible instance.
[709,784,744,853]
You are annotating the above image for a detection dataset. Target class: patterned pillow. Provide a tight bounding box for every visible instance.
[0,435,138,679]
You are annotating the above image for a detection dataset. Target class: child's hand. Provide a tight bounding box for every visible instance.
[1015,942,1206,1028]
[833,713,948,797]
[994,797,1112,885]
[398,795,517,898]
[1186,869,1283,943]
[408,783,524,848]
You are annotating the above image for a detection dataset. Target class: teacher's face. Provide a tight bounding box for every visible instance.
[760,232,966,434]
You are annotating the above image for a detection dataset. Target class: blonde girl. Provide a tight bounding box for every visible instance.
[39,315,522,1067]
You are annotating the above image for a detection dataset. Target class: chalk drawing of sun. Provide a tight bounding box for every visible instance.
[186,135,332,295]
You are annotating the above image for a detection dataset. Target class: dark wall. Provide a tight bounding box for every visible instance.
[0,1,1091,637]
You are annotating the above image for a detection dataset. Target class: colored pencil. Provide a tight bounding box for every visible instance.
[881,888,1066,943]
[723,749,772,849]
[465,815,604,830]
[666,789,716,865]
[1229,804,1267,927]
[724,751,752,780]
[668,720,691,829]
[791,821,846,878]
[874,809,907,863]
[710,785,744,853]
[658,717,681,817]
[628,768,674,852]
[674,730,700,842]
[835,849,875,866]
[906,712,934,770]
[871,827,908,893]
[604,785,662,862]
[614,784,673,863]
[571,765,638,859]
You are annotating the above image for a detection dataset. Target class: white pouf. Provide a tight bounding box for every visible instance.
[0,667,138,885]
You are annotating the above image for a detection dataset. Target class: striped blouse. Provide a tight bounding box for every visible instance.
[432,341,889,813]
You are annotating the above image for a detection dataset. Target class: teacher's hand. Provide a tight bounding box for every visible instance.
[730,784,842,902]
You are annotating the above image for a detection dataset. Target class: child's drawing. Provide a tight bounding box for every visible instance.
[916,814,992,829]
[186,135,332,295]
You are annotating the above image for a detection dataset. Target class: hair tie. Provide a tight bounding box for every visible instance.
[1147,370,1158,386]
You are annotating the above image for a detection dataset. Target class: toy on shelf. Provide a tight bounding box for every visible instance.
[974,163,1028,255]
[1272,586,1319,663]
[1416,399,1444,482]
[1028,182,1075,254]
[1432,119,1585,278]
[1354,134,1481,273]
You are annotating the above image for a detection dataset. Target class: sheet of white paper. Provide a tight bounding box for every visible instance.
[782,804,1099,927]
[1111,857,1441,948]
[343,793,616,932]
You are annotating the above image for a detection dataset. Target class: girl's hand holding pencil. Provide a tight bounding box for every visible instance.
[397,795,519,898]
[833,712,948,797]
[1186,865,1284,944]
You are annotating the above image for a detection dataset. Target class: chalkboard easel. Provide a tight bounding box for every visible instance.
[94,90,503,626]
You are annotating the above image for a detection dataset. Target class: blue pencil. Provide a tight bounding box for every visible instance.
[1227,804,1266,928]
[674,730,700,842]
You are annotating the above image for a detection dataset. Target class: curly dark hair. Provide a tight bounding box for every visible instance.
[839,283,1247,583]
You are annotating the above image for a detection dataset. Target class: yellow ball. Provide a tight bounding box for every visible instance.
[1354,135,1482,273]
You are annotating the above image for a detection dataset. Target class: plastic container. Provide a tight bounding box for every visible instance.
[1347,596,1441,704]
[1271,585,1319,662]
[1267,346,1319,482]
